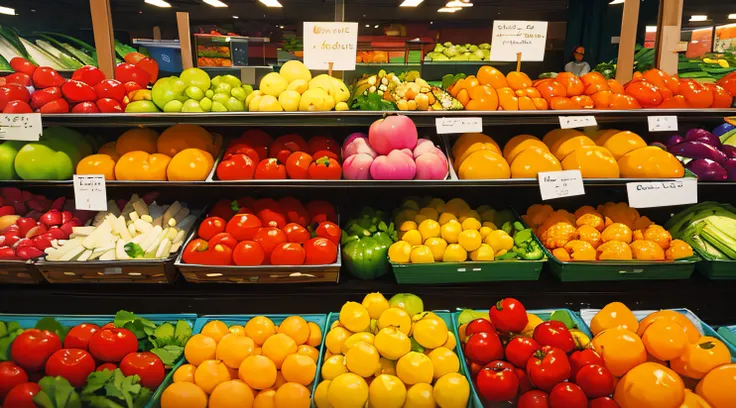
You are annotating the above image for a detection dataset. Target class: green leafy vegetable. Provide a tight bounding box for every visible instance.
[124,243,145,259]
[114,40,137,60]
[114,311,191,365]
[351,92,396,111]
[33,376,82,408]
[35,317,69,343]
[151,345,184,366]
[81,369,152,408]
[0,321,22,361]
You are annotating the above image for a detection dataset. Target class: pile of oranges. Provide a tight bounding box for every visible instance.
[75,124,220,181]
[160,315,322,408]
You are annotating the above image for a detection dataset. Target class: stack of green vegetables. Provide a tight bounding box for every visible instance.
[678,53,736,83]
[501,221,545,261]
[341,207,398,280]
[593,44,654,80]
[667,202,736,260]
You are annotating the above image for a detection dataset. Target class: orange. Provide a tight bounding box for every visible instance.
[167,148,214,181]
[297,345,319,363]
[217,333,255,369]
[457,150,510,180]
[618,146,685,178]
[630,240,665,261]
[174,364,196,383]
[161,382,208,408]
[278,316,310,345]
[116,127,159,155]
[209,379,254,408]
[642,320,687,361]
[695,363,736,407]
[613,362,684,408]
[550,134,596,160]
[476,66,508,88]
[273,382,310,408]
[598,131,647,161]
[226,366,239,380]
[454,142,503,171]
[98,141,119,160]
[245,316,277,346]
[262,333,297,369]
[307,322,322,348]
[542,128,584,148]
[157,124,214,157]
[597,240,633,260]
[672,336,731,379]
[667,239,694,260]
[239,355,277,390]
[502,134,549,163]
[76,154,117,180]
[253,389,276,408]
[590,302,639,336]
[592,327,647,377]
[506,71,532,90]
[561,146,620,178]
[281,353,317,386]
[201,320,230,343]
[185,334,217,366]
[194,360,231,394]
[636,310,701,343]
[229,325,246,336]
[252,347,262,356]
[114,151,171,180]
[510,149,561,178]
[274,371,287,388]
[680,389,713,408]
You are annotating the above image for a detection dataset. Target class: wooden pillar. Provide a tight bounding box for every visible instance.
[616,0,641,84]
[655,0,684,75]
[176,12,193,69]
[89,0,116,78]
[153,26,162,40]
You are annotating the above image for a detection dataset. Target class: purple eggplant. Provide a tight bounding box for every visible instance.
[669,141,728,164]
[724,158,736,180]
[722,144,736,159]
[685,128,721,148]
[686,158,728,181]
[713,123,735,137]
[666,134,685,147]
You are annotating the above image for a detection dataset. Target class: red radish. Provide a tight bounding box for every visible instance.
[72,65,106,87]
[0,84,31,110]
[32,67,65,89]
[39,99,69,113]
[10,57,37,75]
[0,247,18,260]
[50,197,66,211]
[25,224,48,239]
[4,73,31,86]
[96,98,123,113]
[3,100,32,113]
[17,247,44,260]
[94,79,126,101]
[71,102,100,113]
[62,80,97,103]
[30,87,62,110]
[47,227,67,240]
[15,218,36,237]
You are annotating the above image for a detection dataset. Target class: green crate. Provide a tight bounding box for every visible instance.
[696,258,736,279]
[717,326,736,356]
[391,259,542,284]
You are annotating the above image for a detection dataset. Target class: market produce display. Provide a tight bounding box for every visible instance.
[341,207,397,280]
[314,292,470,407]
[351,70,462,111]
[667,202,736,261]
[677,54,736,84]
[181,197,339,266]
[160,315,323,407]
[524,202,694,261]
[151,68,253,113]
[388,197,544,263]
[425,42,491,62]
[665,123,736,180]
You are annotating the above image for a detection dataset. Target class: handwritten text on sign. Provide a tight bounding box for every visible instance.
[490,21,548,62]
[627,179,697,208]
[0,114,42,141]
[303,22,359,71]
[73,175,108,212]
[538,170,585,200]
[559,116,598,129]
[435,117,483,134]
[648,116,678,132]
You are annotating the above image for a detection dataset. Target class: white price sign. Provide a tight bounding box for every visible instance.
[435,117,483,134]
[490,20,548,62]
[303,22,358,71]
[0,113,42,141]
[73,175,108,212]
[627,179,697,208]
[538,170,586,200]
[559,116,598,129]
[648,116,678,132]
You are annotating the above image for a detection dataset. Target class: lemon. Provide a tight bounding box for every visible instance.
[322,354,348,380]
[362,292,389,320]
[340,301,371,333]
[378,307,412,335]
[341,332,375,354]
[345,341,380,377]
[374,327,411,360]
[401,230,423,246]
[414,215,429,224]
[314,380,331,408]
[388,241,412,263]
[433,373,470,408]
[369,374,407,408]
[478,226,492,239]
[445,198,470,214]
[376,357,397,376]
[458,210,481,224]
[419,207,439,221]
[400,210,418,223]
[428,347,460,379]
[440,220,462,243]
[325,327,352,354]
[410,245,434,264]
[461,218,481,231]
[438,212,457,226]
[480,209,496,223]
[442,244,467,262]
[443,331,457,351]
[417,219,441,241]
[522,313,544,337]
[404,383,435,408]
[426,198,445,212]
[327,373,369,408]
[402,199,420,211]
[424,238,447,261]
[396,352,434,385]
[470,243,495,261]
[458,230,482,252]
[399,220,418,232]
[482,221,498,229]
[412,316,448,349]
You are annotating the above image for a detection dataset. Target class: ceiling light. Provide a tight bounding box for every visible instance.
[445,1,472,7]
[203,0,228,7]
[0,6,15,15]
[609,0,624,4]
[690,15,708,22]
[729,14,736,19]
[374,25,379,28]
[645,26,657,33]
[233,15,238,18]
[438,7,459,12]
[400,0,424,6]
[365,24,370,27]
[259,0,282,7]
[279,25,284,29]
[145,0,171,7]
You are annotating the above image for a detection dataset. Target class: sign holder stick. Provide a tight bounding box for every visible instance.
[516,52,522,72]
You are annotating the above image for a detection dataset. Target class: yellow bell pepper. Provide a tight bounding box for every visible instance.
[484,230,513,253]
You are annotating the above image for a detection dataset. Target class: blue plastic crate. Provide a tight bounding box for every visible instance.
[136,41,183,73]
[716,326,736,356]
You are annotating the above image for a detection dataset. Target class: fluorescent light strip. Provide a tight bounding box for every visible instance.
[145,0,171,7]
[609,0,624,4]
[259,0,282,7]
[690,15,708,22]
[438,7,459,12]
[203,0,228,7]
[0,6,15,15]
[400,0,424,7]
[729,14,736,20]
[445,1,472,7]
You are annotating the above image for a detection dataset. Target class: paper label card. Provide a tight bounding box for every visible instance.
[435,117,483,134]
[627,179,697,208]
[303,22,359,71]
[490,20,548,62]
[73,175,108,212]
[538,170,586,200]
[648,116,678,132]
[0,114,42,141]
[559,115,598,129]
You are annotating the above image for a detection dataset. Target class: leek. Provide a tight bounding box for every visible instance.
[19,38,65,70]
[37,34,96,66]
[0,25,35,64]
[0,53,9,70]
[35,39,83,70]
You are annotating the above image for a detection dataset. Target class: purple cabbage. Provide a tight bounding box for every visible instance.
[666,134,685,147]
[686,158,728,181]
[724,158,736,180]
[713,123,735,137]
[685,128,721,148]
[669,141,727,164]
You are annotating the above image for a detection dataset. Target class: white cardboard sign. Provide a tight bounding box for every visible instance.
[490,20,548,62]
[73,175,108,212]
[627,179,697,208]
[538,170,586,200]
[0,113,42,141]
[559,116,598,129]
[648,116,679,132]
[435,117,483,134]
[303,22,358,71]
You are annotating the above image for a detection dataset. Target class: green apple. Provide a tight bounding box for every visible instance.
[221,74,242,88]
[43,127,92,160]
[181,99,204,112]
[0,141,23,180]
[180,67,211,90]
[211,101,228,112]
[210,75,222,88]
[230,87,247,102]
[163,100,184,112]
[125,100,160,113]
[152,76,188,110]
[205,89,214,99]
[213,83,232,96]
[212,93,229,105]
[14,143,74,180]
[199,97,213,112]
[224,97,245,112]
[185,86,204,101]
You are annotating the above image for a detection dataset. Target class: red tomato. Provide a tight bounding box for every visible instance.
[549,382,586,408]
[5,72,32,86]
[208,232,238,250]
[515,367,532,394]
[255,158,287,179]
[526,346,571,392]
[489,298,528,333]
[278,197,309,226]
[316,221,341,245]
[96,363,117,372]
[11,329,62,371]
[135,57,159,83]
[258,208,287,229]
[533,321,575,353]
[71,65,106,87]
[3,382,40,408]
[269,134,308,163]
[285,152,313,179]
[517,390,550,408]
[198,217,227,241]
[505,336,541,368]
[283,223,310,244]
[29,86,60,110]
[464,332,504,365]
[226,213,262,241]
[306,201,337,224]
[466,318,495,338]
[569,349,604,380]
[45,348,96,387]
[476,360,519,402]
[270,242,306,265]
[624,79,663,108]
[64,323,100,350]
[39,98,69,113]
[182,239,233,265]
[0,83,31,110]
[115,63,150,88]
[101,323,115,329]
[94,79,126,102]
[589,397,619,408]
[216,153,256,181]
[224,144,260,163]
[3,100,32,113]
[304,237,337,264]
[312,149,340,163]
[254,227,287,258]
[9,57,37,75]
[96,98,123,113]
[123,81,142,94]
[88,328,138,362]
[232,240,265,266]
[120,352,165,389]
[31,67,65,89]
[71,101,100,113]
[210,199,237,221]
[236,129,272,160]
[0,361,28,398]
[706,84,732,108]
[307,156,341,180]
[575,364,615,399]
[307,136,340,155]
[252,198,280,214]
[124,52,146,64]
[469,361,483,378]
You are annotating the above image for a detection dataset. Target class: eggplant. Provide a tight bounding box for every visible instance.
[685,128,721,148]
[722,144,736,159]
[725,158,736,181]
[686,158,727,181]
[669,141,728,164]
[713,123,735,137]
[666,134,685,147]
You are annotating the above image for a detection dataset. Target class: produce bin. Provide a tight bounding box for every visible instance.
[544,251,699,282]
[148,313,328,408]
[0,260,44,284]
[694,256,736,280]
[716,326,736,356]
[451,309,592,408]
[35,257,178,283]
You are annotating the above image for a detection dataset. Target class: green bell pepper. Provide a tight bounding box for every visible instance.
[343,236,391,280]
